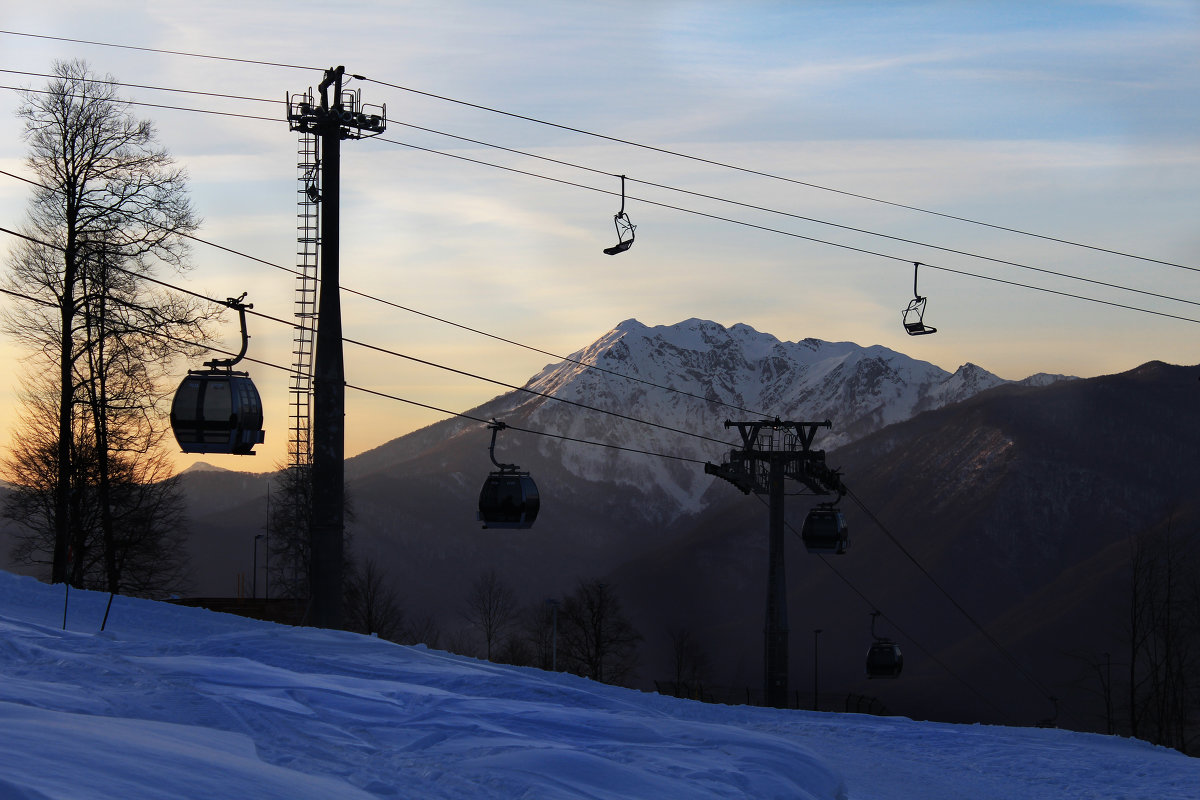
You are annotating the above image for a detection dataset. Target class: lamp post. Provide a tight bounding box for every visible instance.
[263,482,270,601]
[546,598,559,672]
[1103,652,1113,735]
[813,629,823,712]
[253,534,264,600]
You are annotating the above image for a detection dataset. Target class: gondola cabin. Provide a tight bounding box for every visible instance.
[170,370,265,455]
[802,506,849,554]
[866,640,903,679]
[478,470,540,529]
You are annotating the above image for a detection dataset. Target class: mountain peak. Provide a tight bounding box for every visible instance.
[611,318,649,336]
[510,319,1025,518]
[360,318,1078,508]
[180,461,233,475]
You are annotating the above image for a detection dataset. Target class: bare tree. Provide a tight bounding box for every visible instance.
[558,579,642,686]
[463,568,519,661]
[2,59,207,587]
[397,612,442,650]
[267,461,356,611]
[1124,520,1200,753]
[523,600,559,671]
[345,556,405,640]
[267,464,313,600]
[3,377,191,597]
[668,626,711,697]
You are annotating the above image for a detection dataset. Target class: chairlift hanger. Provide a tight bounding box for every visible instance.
[902,262,938,336]
[603,174,636,255]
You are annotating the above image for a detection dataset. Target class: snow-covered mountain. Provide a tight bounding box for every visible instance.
[474,318,1069,519]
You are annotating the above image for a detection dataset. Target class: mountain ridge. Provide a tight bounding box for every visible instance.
[415,318,1073,520]
[346,318,1074,487]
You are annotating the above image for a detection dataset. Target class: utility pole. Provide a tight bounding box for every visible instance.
[546,598,560,672]
[706,419,845,709]
[287,67,385,629]
[813,628,822,711]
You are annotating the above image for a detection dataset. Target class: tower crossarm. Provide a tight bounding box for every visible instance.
[708,418,843,496]
[287,66,387,140]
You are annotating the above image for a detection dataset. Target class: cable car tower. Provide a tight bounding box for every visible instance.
[706,419,846,709]
[287,66,385,629]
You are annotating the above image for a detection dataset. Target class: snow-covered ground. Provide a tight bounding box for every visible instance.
[0,571,1195,799]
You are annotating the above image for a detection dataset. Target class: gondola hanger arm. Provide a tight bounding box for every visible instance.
[487,419,519,471]
[204,292,254,370]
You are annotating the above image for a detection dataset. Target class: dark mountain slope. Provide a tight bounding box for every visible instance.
[836,360,1199,614]
[610,361,1199,726]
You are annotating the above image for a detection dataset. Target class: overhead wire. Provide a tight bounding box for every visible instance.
[0,68,282,105]
[844,486,1073,723]
[755,490,1017,723]
[370,134,1200,325]
[0,215,1075,723]
[340,334,733,447]
[812,548,1017,723]
[119,318,714,468]
[0,165,774,420]
[367,125,1200,311]
[0,262,1067,724]
[356,73,1198,273]
[5,230,1054,722]
[348,382,709,465]
[113,318,715,469]
[3,81,1198,324]
[751,481,1072,724]
[0,284,57,308]
[0,223,735,458]
[339,286,772,418]
[2,54,1194,456]
[0,30,321,72]
[7,73,1191,311]
[0,26,1189,273]
[1,83,282,123]
[0,47,1126,718]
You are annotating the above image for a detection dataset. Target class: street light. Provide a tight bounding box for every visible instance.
[1103,652,1113,735]
[813,629,823,712]
[263,482,270,601]
[546,598,560,672]
[253,534,264,600]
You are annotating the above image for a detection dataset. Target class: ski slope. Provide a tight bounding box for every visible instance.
[0,571,1194,799]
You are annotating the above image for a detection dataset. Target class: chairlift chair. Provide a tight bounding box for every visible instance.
[477,421,540,529]
[602,174,636,255]
[801,504,849,554]
[169,294,265,455]
[902,262,938,336]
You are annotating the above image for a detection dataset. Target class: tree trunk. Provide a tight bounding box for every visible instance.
[52,228,77,585]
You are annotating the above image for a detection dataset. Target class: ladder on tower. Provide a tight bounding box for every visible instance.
[291,129,319,471]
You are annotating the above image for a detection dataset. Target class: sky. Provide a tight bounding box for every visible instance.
[3,569,1199,799]
[0,1,1197,471]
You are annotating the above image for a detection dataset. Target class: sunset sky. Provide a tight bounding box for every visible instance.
[0,1,1197,471]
